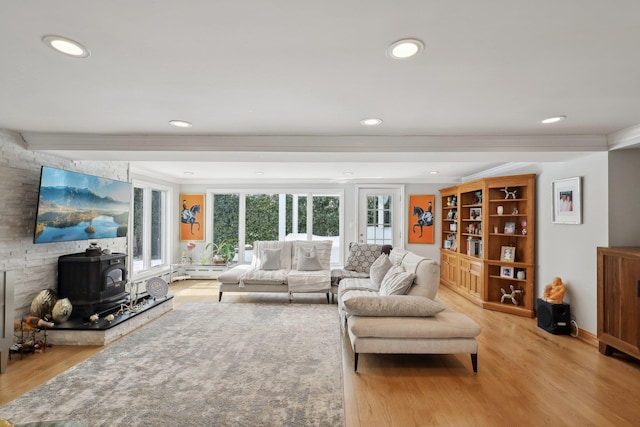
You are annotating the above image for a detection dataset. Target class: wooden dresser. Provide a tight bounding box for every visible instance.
[596,247,640,360]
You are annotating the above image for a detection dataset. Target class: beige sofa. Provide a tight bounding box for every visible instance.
[338,248,481,373]
[217,240,333,302]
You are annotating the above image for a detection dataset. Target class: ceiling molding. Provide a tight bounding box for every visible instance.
[607,124,640,150]
[22,132,608,154]
[462,162,536,182]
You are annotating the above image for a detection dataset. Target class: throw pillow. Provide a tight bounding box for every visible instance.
[260,248,281,270]
[379,265,415,295]
[369,254,392,289]
[344,243,383,273]
[343,295,446,317]
[296,246,323,271]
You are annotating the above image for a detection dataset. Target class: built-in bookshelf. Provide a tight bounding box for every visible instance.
[439,174,536,317]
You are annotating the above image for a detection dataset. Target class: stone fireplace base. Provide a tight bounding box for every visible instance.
[46,296,174,346]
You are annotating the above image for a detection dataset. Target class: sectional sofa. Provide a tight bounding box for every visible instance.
[337,247,482,373]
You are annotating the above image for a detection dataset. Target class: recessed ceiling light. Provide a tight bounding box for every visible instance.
[387,38,424,59]
[430,171,440,175]
[540,115,566,124]
[255,171,264,175]
[183,171,195,175]
[343,172,354,176]
[169,120,193,128]
[361,118,383,126]
[42,35,90,58]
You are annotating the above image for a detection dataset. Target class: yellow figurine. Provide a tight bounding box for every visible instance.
[543,277,567,304]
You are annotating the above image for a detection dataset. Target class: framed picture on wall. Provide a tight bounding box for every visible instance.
[408,194,435,244]
[552,176,582,224]
[180,193,205,241]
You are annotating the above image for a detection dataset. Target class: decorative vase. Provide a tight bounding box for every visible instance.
[52,298,73,323]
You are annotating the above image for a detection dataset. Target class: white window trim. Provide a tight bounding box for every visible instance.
[130,179,173,280]
[355,184,405,250]
[205,188,344,265]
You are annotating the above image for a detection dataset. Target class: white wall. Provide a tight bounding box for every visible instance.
[504,153,609,334]
[608,149,640,245]
[405,182,457,260]
[0,130,129,319]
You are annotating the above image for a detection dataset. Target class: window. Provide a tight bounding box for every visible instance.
[209,190,342,264]
[132,181,170,275]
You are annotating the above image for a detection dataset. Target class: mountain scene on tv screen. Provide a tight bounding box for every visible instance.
[34,167,131,243]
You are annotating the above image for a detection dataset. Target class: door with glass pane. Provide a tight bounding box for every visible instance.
[357,188,403,248]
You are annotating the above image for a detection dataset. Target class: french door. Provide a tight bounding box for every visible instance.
[356,187,403,249]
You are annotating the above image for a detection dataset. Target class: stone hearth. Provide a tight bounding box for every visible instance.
[46,295,174,346]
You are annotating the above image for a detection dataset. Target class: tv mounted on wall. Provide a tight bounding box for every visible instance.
[34,166,132,244]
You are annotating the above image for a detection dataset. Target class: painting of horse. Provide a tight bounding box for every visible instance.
[408,195,435,243]
[180,194,205,241]
[181,204,201,235]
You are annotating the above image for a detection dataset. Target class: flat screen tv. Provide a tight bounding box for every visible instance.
[34,166,132,244]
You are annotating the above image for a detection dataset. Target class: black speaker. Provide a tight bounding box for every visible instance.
[536,298,571,335]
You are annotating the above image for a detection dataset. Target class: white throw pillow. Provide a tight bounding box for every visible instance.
[343,295,446,317]
[379,265,415,295]
[369,254,392,289]
[296,246,323,271]
[260,248,281,270]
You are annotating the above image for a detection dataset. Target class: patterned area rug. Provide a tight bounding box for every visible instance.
[1,302,344,427]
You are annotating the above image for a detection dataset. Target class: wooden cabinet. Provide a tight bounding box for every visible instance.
[440,251,459,288]
[439,174,536,317]
[459,256,482,299]
[597,247,640,360]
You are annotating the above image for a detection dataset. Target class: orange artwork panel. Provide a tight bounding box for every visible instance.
[180,193,205,241]
[408,194,435,244]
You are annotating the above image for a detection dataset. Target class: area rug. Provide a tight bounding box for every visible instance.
[1,302,344,427]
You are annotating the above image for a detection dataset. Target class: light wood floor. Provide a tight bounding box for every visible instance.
[2,280,640,426]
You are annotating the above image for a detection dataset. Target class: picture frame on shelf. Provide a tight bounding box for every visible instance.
[500,246,516,262]
[500,266,513,278]
[469,207,482,220]
[504,221,516,234]
[552,176,582,224]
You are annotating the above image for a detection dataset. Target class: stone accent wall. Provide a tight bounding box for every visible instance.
[0,129,130,319]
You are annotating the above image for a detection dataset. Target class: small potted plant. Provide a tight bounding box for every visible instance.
[201,240,235,265]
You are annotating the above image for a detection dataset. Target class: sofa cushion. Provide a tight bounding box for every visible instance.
[217,264,252,284]
[369,254,392,289]
[348,312,481,339]
[287,269,331,292]
[379,265,415,296]
[338,279,379,299]
[405,258,440,300]
[296,246,323,271]
[343,294,445,317]
[344,243,385,273]
[389,248,408,266]
[239,268,289,286]
[330,269,370,286]
[260,248,281,270]
[251,240,293,270]
[292,240,332,270]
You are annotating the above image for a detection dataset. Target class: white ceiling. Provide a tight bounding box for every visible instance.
[2,1,640,183]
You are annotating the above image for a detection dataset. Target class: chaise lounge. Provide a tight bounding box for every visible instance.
[337,248,481,373]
